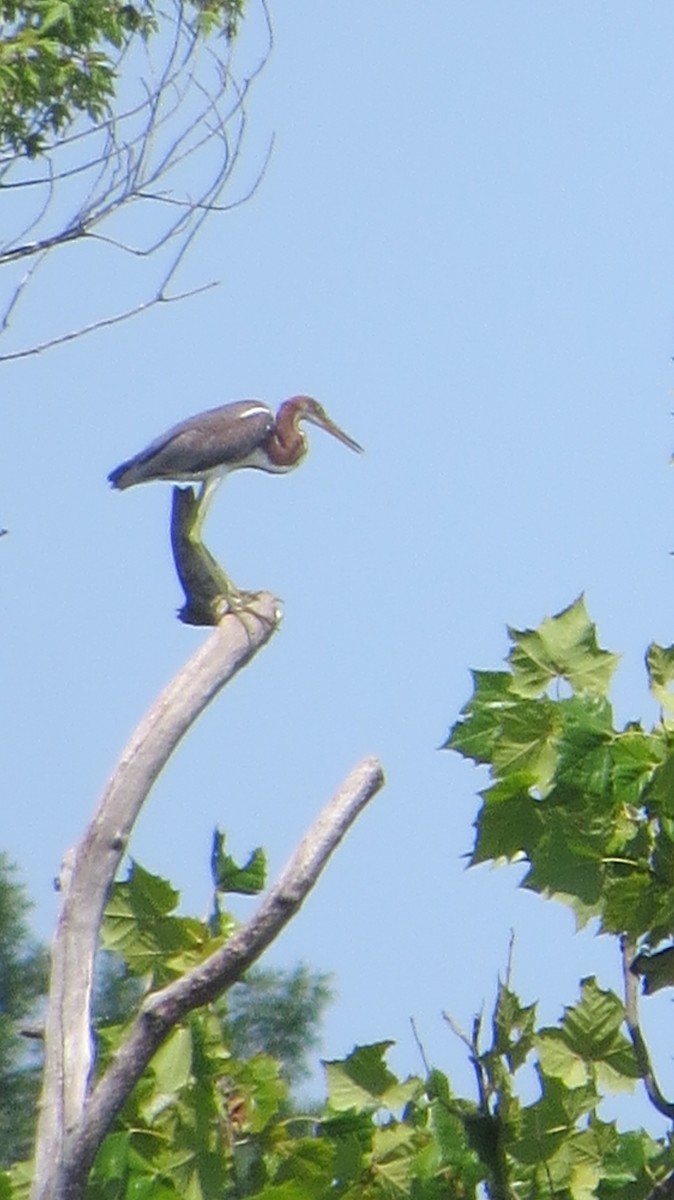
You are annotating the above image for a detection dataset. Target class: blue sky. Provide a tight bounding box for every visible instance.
[3,1,674,1124]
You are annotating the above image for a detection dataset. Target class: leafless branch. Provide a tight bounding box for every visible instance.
[443,1006,489,1113]
[621,935,674,1121]
[410,1016,432,1077]
[32,585,385,1200]
[0,280,219,363]
[66,756,385,1188]
[32,593,281,1200]
[0,0,273,360]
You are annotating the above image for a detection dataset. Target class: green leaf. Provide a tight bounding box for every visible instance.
[645,747,674,817]
[630,944,674,995]
[210,828,266,895]
[646,642,674,719]
[492,981,537,1071]
[444,670,518,764]
[507,595,620,698]
[521,811,604,913]
[536,1032,589,1089]
[324,1042,403,1111]
[536,978,639,1091]
[601,872,664,940]
[511,1070,596,1165]
[39,2,75,34]
[447,671,560,788]
[102,862,225,984]
[274,1138,335,1189]
[472,775,544,865]
[151,1025,193,1096]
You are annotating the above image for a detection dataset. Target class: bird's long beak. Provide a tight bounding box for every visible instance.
[310,407,364,453]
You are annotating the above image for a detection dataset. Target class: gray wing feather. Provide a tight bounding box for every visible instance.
[109,401,275,488]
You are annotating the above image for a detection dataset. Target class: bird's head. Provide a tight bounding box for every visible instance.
[284,395,363,454]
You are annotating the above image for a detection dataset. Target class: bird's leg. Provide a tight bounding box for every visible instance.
[193,475,221,536]
[190,476,248,611]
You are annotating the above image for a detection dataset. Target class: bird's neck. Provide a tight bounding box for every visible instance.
[264,403,307,467]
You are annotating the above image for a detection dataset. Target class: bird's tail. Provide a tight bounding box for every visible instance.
[108,459,142,489]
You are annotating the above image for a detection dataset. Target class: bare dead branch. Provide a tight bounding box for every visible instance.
[32,593,281,1200]
[66,756,385,1190]
[621,935,674,1121]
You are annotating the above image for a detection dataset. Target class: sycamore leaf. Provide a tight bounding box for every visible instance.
[630,944,674,994]
[210,828,266,895]
[601,872,668,941]
[511,1070,597,1166]
[646,642,674,718]
[323,1043,418,1113]
[151,1025,193,1096]
[537,978,638,1089]
[443,670,519,764]
[492,981,538,1071]
[646,751,674,817]
[536,1033,589,1089]
[472,775,544,865]
[102,862,224,984]
[521,812,604,912]
[447,671,559,788]
[507,596,619,699]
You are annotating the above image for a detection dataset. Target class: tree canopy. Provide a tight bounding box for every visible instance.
[0,0,246,156]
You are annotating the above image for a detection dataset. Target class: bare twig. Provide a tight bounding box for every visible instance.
[443,1006,489,1113]
[0,0,273,360]
[410,1016,432,1077]
[0,281,219,363]
[621,935,674,1121]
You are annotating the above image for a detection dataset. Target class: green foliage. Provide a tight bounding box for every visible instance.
[445,595,674,948]
[225,964,334,1087]
[0,854,48,1168]
[437,594,674,1193]
[101,860,235,986]
[90,1009,289,1200]
[211,827,267,896]
[90,861,485,1198]
[0,0,247,156]
[85,821,674,1198]
[13,587,674,1196]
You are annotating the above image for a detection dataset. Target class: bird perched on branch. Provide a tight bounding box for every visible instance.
[109,395,363,520]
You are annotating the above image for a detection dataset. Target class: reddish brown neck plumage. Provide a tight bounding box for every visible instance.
[263,399,309,468]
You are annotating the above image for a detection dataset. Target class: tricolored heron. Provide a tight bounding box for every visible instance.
[109,395,363,520]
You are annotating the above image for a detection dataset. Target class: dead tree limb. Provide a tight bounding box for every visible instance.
[66,756,385,1192]
[32,592,280,1200]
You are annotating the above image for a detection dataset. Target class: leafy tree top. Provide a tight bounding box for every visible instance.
[0,0,246,155]
[445,595,674,950]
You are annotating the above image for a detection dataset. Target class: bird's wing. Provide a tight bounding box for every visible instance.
[109,401,275,487]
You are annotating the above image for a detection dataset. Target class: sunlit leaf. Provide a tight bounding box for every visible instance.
[211,828,266,895]
[507,596,620,698]
[646,642,674,719]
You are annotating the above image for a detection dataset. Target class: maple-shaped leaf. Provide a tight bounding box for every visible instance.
[646,642,674,721]
[631,944,674,994]
[536,977,639,1093]
[446,670,559,789]
[507,596,620,698]
[210,828,266,895]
